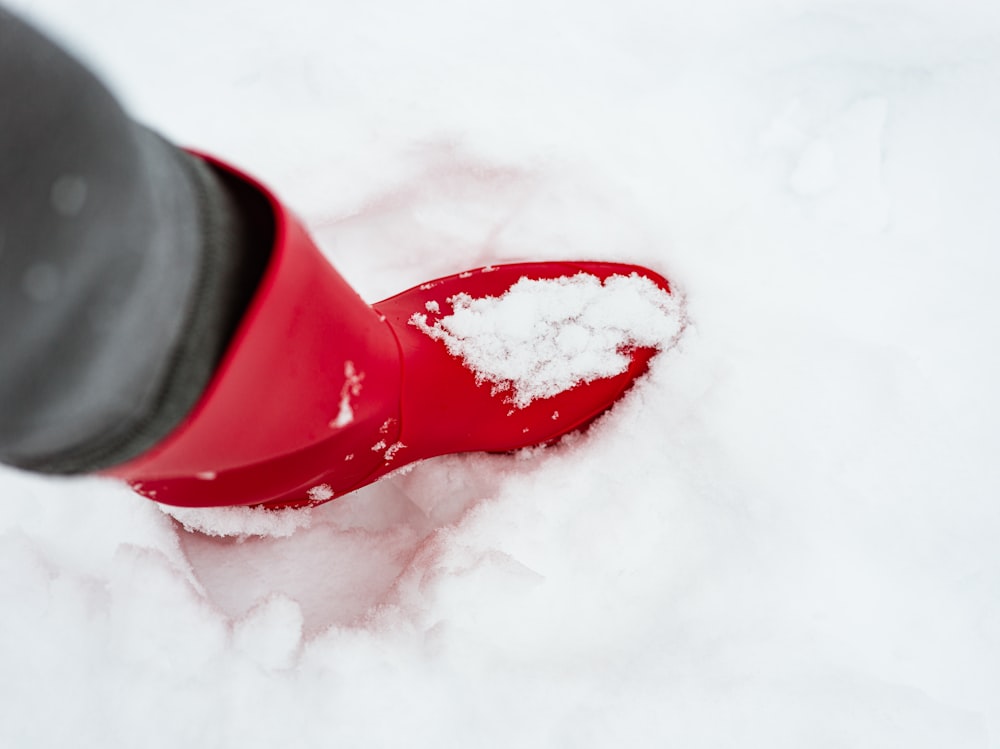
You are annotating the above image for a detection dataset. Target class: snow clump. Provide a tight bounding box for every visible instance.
[410,272,685,407]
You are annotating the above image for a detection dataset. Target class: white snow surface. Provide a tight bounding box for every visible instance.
[411,272,684,406]
[3,0,1000,747]
[162,503,317,539]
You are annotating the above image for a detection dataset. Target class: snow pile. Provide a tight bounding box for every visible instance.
[3,0,1000,747]
[410,272,685,406]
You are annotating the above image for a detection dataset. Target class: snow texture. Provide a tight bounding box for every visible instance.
[3,0,1000,747]
[162,503,315,539]
[330,360,363,429]
[410,272,684,406]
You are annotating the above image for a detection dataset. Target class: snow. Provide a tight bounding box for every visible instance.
[3,0,1000,746]
[163,502,316,539]
[410,272,685,406]
[330,360,363,429]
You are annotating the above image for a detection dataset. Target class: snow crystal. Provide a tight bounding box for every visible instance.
[306,484,334,502]
[383,441,406,461]
[410,273,684,407]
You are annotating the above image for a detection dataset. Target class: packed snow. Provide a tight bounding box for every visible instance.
[3,0,1000,747]
[163,502,316,539]
[410,272,684,406]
